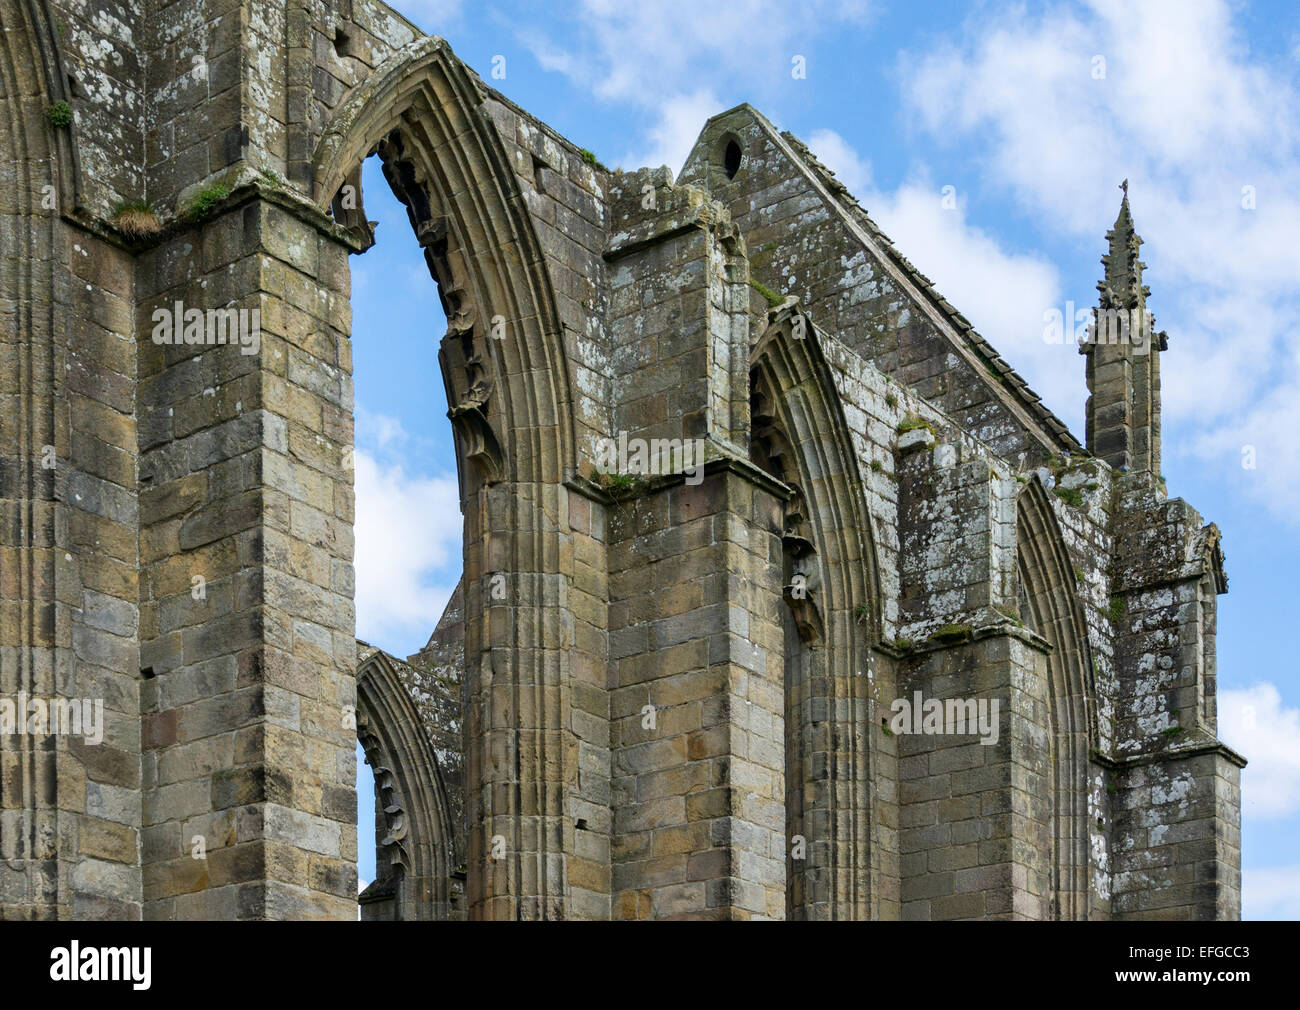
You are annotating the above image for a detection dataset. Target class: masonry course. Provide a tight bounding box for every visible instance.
[0,0,1240,920]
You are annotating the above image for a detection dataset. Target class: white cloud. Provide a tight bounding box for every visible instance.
[353,449,461,657]
[804,128,872,195]
[620,90,725,173]
[519,2,876,172]
[1184,332,1300,507]
[524,37,577,77]
[522,1,873,106]
[789,124,1079,430]
[1243,866,1300,921]
[1220,683,1300,820]
[899,0,1300,518]
[356,404,408,451]
[856,178,1075,429]
[391,0,463,32]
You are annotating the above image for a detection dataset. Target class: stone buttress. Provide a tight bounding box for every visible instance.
[0,3,1240,920]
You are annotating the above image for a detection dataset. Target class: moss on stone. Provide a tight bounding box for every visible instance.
[992,603,1023,627]
[749,279,783,307]
[1054,486,1084,508]
[928,623,973,644]
[186,182,232,223]
[46,101,73,128]
[896,415,935,436]
[592,470,645,500]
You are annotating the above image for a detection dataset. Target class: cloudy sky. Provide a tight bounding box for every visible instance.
[350,0,1299,916]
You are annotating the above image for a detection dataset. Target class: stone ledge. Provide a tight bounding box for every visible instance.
[892,618,1053,657]
[565,448,793,507]
[1091,737,1248,771]
[64,176,363,256]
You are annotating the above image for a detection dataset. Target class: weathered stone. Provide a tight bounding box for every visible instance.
[0,2,1239,925]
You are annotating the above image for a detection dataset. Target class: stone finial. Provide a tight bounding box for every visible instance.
[1098,188,1148,310]
[1083,190,1167,476]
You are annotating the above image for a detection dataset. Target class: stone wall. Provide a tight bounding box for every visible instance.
[0,0,1241,921]
[134,192,359,920]
[897,632,1053,920]
[679,105,1079,464]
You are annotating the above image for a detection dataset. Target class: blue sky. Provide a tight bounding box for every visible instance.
[350,0,1300,917]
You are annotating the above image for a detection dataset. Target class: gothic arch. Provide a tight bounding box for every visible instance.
[1015,477,1099,920]
[4,1,83,212]
[312,36,580,919]
[313,34,573,489]
[0,0,78,916]
[750,303,883,919]
[355,649,459,919]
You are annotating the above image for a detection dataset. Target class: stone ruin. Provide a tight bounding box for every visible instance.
[0,0,1241,919]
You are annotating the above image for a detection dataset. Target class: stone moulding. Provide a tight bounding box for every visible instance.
[0,0,1242,921]
[750,304,883,918]
[311,29,582,919]
[1017,474,1099,919]
[356,648,458,919]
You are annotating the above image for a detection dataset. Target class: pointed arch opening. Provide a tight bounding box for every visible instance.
[314,35,580,919]
[355,648,461,919]
[1015,477,1100,920]
[0,0,87,918]
[750,305,882,920]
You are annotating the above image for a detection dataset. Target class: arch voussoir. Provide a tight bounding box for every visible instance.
[313,33,581,921]
[750,304,883,920]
